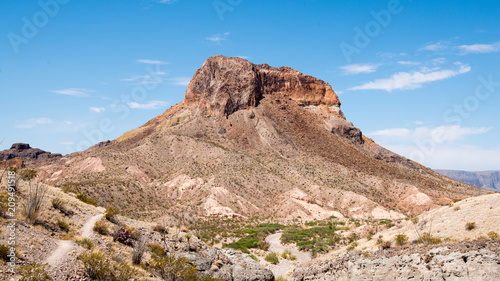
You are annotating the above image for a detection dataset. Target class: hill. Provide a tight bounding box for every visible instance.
[34,55,489,222]
[435,169,500,192]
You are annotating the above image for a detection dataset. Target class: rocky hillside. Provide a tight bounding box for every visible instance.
[0,143,62,162]
[35,55,489,221]
[435,169,500,192]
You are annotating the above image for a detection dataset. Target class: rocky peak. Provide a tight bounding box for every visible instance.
[185,55,340,117]
[0,143,62,162]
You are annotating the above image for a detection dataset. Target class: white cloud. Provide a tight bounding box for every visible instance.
[206,32,230,44]
[457,42,500,54]
[348,63,471,92]
[368,125,491,143]
[339,64,379,75]
[431,57,446,64]
[51,88,94,97]
[421,42,449,51]
[397,61,421,66]
[15,117,53,129]
[168,77,191,86]
[121,71,166,84]
[90,107,106,113]
[155,0,178,4]
[137,59,168,65]
[128,100,168,109]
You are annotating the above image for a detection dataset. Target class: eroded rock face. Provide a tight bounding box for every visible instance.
[185,55,340,117]
[0,143,62,162]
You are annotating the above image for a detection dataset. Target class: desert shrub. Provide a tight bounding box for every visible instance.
[265,252,279,264]
[249,254,258,261]
[105,207,118,222]
[23,182,47,222]
[395,233,409,246]
[452,199,462,203]
[376,238,384,245]
[417,232,442,244]
[465,222,476,231]
[153,224,167,234]
[19,169,37,181]
[93,219,109,235]
[124,225,139,240]
[62,185,76,194]
[132,237,147,265]
[57,220,69,232]
[19,263,51,281]
[0,244,9,261]
[51,198,65,210]
[380,241,391,250]
[223,238,263,254]
[346,242,358,251]
[454,206,460,211]
[276,277,288,281]
[79,251,136,281]
[411,217,419,224]
[487,231,499,239]
[112,227,133,246]
[149,243,165,256]
[151,253,199,281]
[0,191,9,218]
[280,249,297,261]
[79,238,93,250]
[76,193,97,206]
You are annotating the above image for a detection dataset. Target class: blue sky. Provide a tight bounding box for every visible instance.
[1,0,499,171]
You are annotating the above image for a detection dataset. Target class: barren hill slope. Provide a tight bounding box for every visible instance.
[35,55,489,221]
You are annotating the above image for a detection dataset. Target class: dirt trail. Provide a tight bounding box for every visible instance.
[265,232,311,278]
[44,213,104,267]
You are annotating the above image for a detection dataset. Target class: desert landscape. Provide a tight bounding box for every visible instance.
[1,1,499,280]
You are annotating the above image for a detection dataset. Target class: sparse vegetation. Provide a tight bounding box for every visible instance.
[151,253,199,281]
[105,207,118,222]
[249,254,258,261]
[265,252,279,264]
[76,193,98,206]
[395,233,409,246]
[23,182,48,222]
[19,263,52,281]
[149,243,165,256]
[153,224,167,234]
[280,249,297,261]
[112,227,134,246]
[57,219,69,232]
[132,237,147,265]
[79,251,137,280]
[93,219,109,235]
[487,231,499,239]
[276,277,288,281]
[416,232,442,245]
[466,222,476,231]
[79,238,93,250]
[19,169,37,181]
[0,244,9,261]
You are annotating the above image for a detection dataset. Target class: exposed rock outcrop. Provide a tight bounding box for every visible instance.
[292,240,500,281]
[0,143,62,162]
[185,55,340,117]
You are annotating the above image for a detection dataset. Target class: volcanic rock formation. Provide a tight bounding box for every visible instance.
[35,55,490,221]
[0,143,62,162]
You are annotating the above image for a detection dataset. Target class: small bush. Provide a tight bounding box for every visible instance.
[151,253,199,281]
[454,206,460,211]
[487,231,499,239]
[281,249,297,261]
[124,225,139,240]
[153,224,167,234]
[79,251,136,281]
[24,183,48,223]
[276,277,288,281]
[249,254,258,261]
[112,227,133,246]
[380,241,391,250]
[466,222,476,231]
[132,239,147,265]
[52,198,65,210]
[149,243,165,256]
[347,242,358,251]
[62,185,75,194]
[57,220,69,232]
[19,169,37,181]
[411,217,419,224]
[93,219,109,235]
[76,193,97,206]
[105,207,118,222]
[265,252,279,265]
[78,238,93,250]
[19,263,52,281]
[395,234,409,246]
[417,232,442,244]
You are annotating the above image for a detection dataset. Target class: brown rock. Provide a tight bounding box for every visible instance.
[185,55,340,117]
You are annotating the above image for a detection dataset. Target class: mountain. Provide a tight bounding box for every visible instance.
[435,169,500,192]
[36,55,489,221]
[0,143,62,162]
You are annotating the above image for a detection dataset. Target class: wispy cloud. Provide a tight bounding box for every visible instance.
[128,100,168,109]
[397,61,421,66]
[348,63,470,92]
[137,59,169,65]
[121,71,166,85]
[368,125,491,143]
[15,117,53,129]
[206,32,230,44]
[51,88,94,97]
[339,64,380,75]
[457,42,500,54]
[90,107,106,113]
[155,0,178,4]
[168,77,191,86]
[421,42,450,51]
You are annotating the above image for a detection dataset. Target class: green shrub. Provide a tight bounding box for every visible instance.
[19,263,52,281]
[78,238,93,250]
[465,222,476,231]
[19,169,37,181]
[487,231,499,239]
[151,253,199,281]
[265,252,279,265]
[93,219,109,235]
[249,254,258,261]
[395,233,409,246]
[79,251,136,281]
[280,249,296,261]
[105,207,118,222]
[76,193,97,206]
[224,238,265,254]
[417,232,442,244]
[51,198,65,210]
[276,277,288,281]
[57,220,69,232]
